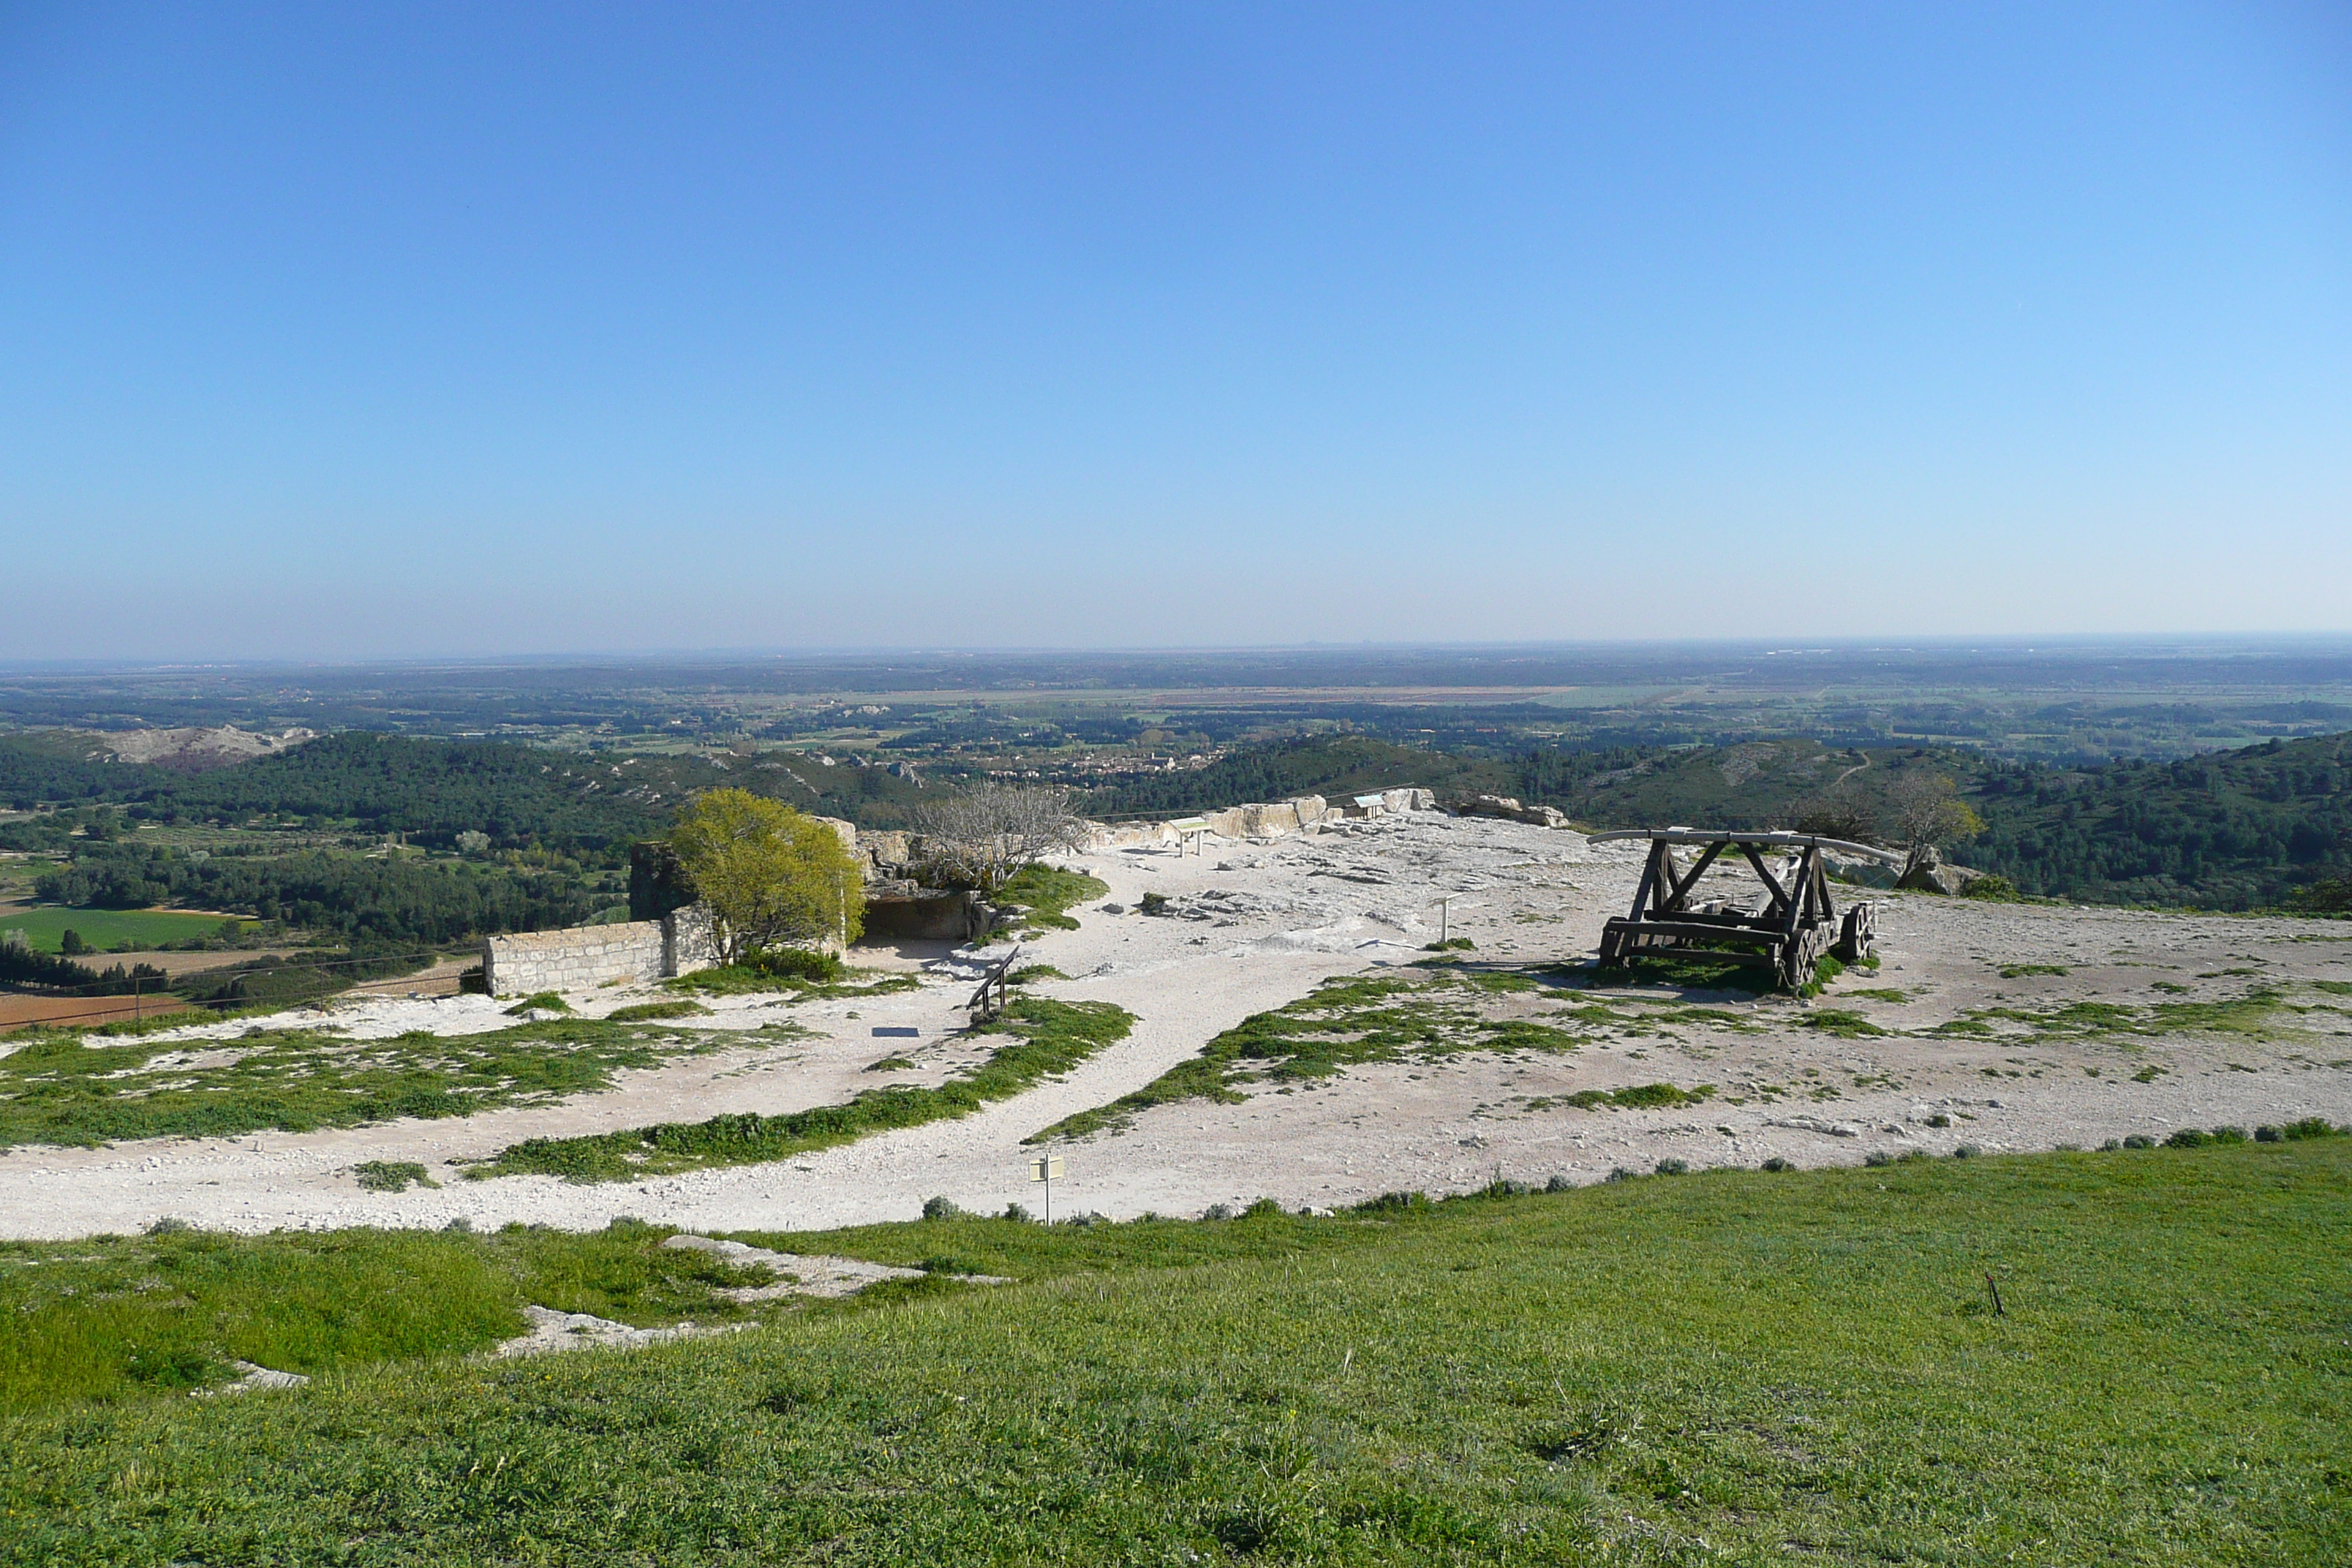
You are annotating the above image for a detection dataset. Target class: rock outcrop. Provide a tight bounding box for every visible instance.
[1444,794,1569,829]
[1895,850,1991,897]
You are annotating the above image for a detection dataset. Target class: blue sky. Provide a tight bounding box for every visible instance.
[3,2,2347,658]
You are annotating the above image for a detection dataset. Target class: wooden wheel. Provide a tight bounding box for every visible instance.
[1835,902,1877,963]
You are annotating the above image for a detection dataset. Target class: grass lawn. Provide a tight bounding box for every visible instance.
[0,1016,747,1148]
[1,1140,2345,1563]
[1000,862,1111,931]
[0,905,246,953]
[0,1219,779,1411]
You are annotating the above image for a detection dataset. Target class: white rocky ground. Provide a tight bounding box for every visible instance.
[3,811,2348,1240]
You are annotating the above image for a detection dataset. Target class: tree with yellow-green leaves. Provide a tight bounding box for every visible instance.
[1891,772,1985,885]
[668,789,864,964]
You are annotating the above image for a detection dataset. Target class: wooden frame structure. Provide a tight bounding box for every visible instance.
[965,943,1024,1026]
[1590,828,1899,989]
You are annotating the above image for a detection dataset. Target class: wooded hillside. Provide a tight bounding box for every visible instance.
[1085,731,2352,911]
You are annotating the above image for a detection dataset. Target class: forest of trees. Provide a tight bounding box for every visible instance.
[1080,736,1504,818]
[0,732,932,846]
[1965,736,2351,908]
[34,848,592,946]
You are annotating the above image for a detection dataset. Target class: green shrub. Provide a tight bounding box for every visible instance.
[1560,1082,1716,1112]
[1545,1173,1575,1193]
[1137,892,1170,916]
[1760,1157,1793,1172]
[1962,875,2023,902]
[2255,1125,2282,1143]
[921,1196,966,1221]
[1654,1158,1689,1176]
[998,864,1109,931]
[2209,1126,2250,1145]
[2166,1128,2209,1149]
[503,991,571,1015]
[1240,1197,1286,1219]
[1953,1144,1983,1159]
[2123,1134,2157,1149]
[1474,1178,1535,1199]
[604,1000,711,1023]
[1421,938,1476,952]
[747,947,845,983]
[1354,1191,1431,1215]
[353,1161,437,1194]
[124,1345,219,1390]
[2281,1117,2340,1141]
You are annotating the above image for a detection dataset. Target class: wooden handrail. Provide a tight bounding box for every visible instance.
[965,942,1024,1025]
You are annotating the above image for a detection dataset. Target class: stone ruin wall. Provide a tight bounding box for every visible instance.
[482,906,717,996]
[1081,788,1437,851]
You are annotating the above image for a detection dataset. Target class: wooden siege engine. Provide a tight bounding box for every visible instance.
[1590,829,1901,989]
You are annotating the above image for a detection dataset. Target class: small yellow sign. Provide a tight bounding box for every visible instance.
[1029,1155,1065,1182]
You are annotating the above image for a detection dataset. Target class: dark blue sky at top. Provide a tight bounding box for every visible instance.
[2,3,2347,657]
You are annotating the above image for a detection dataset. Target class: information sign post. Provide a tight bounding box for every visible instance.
[1028,1153,1065,1224]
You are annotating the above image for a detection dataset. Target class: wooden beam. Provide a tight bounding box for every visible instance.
[1662,840,1727,912]
[1607,919,1784,947]
[1628,842,1664,921]
[1739,845,1793,915]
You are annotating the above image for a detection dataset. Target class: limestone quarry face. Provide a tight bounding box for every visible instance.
[76,725,317,770]
[3,808,2347,1240]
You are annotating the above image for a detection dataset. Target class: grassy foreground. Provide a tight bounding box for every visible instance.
[4,1140,2348,1564]
[0,1221,779,1411]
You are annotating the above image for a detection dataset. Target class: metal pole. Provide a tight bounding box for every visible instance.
[1043,1164,1051,1225]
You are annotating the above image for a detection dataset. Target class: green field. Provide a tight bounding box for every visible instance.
[2,1139,2345,1564]
[0,905,244,953]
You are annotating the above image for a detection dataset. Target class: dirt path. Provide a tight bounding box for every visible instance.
[1,813,2347,1239]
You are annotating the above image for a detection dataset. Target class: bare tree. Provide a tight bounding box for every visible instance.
[1792,790,1877,846]
[912,783,1091,893]
[1888,772,1984,883]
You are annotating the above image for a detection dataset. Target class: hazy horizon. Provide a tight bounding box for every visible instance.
[10,630,2352,677]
